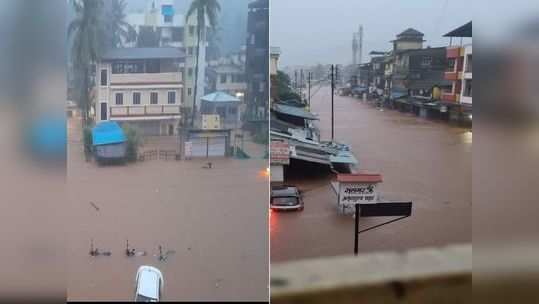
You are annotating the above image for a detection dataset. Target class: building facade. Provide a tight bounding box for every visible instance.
[95,47,184,136]
[245,0,269,126]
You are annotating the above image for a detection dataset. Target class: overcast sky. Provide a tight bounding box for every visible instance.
[271,0,476,67]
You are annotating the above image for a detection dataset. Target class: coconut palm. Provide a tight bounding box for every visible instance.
[68,0,105,126]
[186,0,221,126]
[107,0,136,48]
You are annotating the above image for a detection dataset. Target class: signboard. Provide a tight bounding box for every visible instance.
[359,202,412,217]
[184,141,192,158]
[270,141,290,165]
[202,114,221,130]
[339,182,378,205]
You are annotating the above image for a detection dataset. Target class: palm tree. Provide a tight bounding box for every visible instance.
[186,0,221,127]
[68,0,105,126]
[107,0,136,48]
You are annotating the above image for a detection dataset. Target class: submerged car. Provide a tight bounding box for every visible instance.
[135,266,164,302]
[271,185,304,211]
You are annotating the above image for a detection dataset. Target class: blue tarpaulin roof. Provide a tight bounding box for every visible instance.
[92,121,126,146]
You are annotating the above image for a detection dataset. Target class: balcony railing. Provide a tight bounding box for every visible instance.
[109,72,182,85]
[110,105,181,117]
[441,92,459,103]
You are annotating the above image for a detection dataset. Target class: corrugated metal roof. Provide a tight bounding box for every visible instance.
[92,121,126,146]
[443,21,472,38]
[272,104,318,120]
[101,47,184,60]
[201,92,240,103]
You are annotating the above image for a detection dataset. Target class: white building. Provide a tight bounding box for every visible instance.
[460,44,472,106]
[125,0,209,111]
[95,47,184,136]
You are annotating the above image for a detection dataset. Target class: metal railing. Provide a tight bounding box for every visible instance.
[110,105,181,117]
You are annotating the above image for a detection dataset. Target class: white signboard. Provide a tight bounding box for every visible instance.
[270,141,290,165]
[339,182,378,205]
[184,141,192,158]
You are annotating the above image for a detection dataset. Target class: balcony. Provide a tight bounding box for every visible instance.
[446,46,461,59]
[444,71,461,81]
[110,72,182,86]
[441,92,459,103]
[110,105,181,118]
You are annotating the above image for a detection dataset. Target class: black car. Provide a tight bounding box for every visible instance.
[270,185,304,211]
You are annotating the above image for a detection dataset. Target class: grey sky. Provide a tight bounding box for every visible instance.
[271,0,475,67]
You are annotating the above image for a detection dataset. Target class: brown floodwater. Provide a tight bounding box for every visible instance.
[271,87,471,262]
[67,117,269,301]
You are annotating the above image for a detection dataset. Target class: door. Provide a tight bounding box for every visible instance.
[168,124,174,136]
[207,136,226,157]
[100,102,107,121]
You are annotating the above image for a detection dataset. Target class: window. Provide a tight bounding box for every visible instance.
[115,93,123,105]
[100,69,107,86]
[421,56,432,67]
[168,91,176,104]
[146,59,160,73]
[187,88,192,96]
[464,80,472,97]
[188,68,193,77]
[187,47,193,55]
[164,14,172,23]
[112,61,144,74]
[133,92,141,105]
[466,55,472,72]
[220,74,227,83]
[447,58,456,72]
[150,92,158,104]
[189,26,195,36]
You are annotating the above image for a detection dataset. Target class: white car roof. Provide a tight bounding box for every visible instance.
[137,266,162,299]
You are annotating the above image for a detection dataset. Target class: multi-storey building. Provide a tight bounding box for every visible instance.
[95,47,184,136]
[126,0,209,112]
[441,21,472,123]
[245,0,269,127]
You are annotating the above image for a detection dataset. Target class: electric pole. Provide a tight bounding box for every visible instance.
[331,64,335,142]
[308,72,311,108]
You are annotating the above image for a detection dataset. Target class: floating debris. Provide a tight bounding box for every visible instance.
[202,162,213,169]
[89,239,111,257]
[89,201,100,211]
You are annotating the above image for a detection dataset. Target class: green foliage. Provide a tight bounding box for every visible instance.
[122,124,141,162]
[275,70,301,102]
[83,126,93,157]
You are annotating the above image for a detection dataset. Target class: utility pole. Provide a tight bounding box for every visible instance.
[300,69,304,101]
[308,72,311,108]
[294,70,298,94]
[331,64,335,142]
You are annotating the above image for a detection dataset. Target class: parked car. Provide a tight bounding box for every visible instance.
[271,185,304,211]
[135,266,164,302]
[337,87,351,96]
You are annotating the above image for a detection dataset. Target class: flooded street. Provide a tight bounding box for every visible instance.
[67,117,268,301]
[271,87,471,262]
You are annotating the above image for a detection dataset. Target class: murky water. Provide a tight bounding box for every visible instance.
[67,117,269,301]
[271,87,471,262]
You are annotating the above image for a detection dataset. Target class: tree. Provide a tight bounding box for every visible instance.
[105,0,136,48]
[275,71,301,102]
[68,0,105,126]
[186,0,221,127]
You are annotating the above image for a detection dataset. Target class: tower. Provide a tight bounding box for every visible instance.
[358,25,363,65]
[352,33,358,66]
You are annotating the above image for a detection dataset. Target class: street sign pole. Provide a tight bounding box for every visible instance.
[354,204,359,255]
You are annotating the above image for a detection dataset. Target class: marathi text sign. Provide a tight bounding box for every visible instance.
[339,182,378,205]
[271,141,290,165]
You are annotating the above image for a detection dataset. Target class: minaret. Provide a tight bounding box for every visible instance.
[358,25,363,65]
[352,33,358,66]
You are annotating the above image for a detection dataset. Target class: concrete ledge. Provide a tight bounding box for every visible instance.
[271,244,471,304]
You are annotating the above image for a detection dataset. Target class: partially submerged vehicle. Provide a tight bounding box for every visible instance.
[271,185,304,211]
[135,266,164,302]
